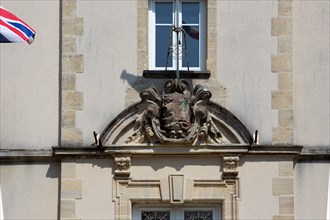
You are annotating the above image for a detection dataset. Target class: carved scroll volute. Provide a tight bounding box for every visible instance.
[222,156,240,180]
[113,154,132,179]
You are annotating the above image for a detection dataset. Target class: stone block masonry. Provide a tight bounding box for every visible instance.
[273,161,295,220]
[61,0,84,147]
[60,1,85,218]
[271,0,293,145]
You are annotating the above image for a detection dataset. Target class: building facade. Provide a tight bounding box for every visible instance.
[0,0,329,219]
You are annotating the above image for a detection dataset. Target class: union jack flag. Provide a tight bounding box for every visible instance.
[0,6,36,44]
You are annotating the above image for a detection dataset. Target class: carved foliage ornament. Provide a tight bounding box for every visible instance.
[99,80,253,146]
[127,80,228,144]
[114,154,131,178]
[222,156,239,179]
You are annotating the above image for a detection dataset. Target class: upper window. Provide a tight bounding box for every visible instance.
[149,0,206,71]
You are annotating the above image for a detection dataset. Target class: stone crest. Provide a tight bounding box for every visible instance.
[125,80,228,144]
[99,80,252,146]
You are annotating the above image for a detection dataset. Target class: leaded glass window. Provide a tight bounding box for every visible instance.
[141,211,170,220]
[137,209,215,220]
[184,210,213,220]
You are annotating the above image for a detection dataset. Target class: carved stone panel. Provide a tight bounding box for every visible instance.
[222,156,240,180]
[113,154,131,179]
[99,80,253,146]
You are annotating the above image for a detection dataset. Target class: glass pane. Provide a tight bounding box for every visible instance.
[141,211,170,220]
[156,26,173,68]
[156,2,173,24]
[182,2,199,24]
[182,25,199,67]
[184,210,213,220]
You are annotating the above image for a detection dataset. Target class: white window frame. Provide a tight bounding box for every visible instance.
[148,0,206,71]
[133,205,221,220]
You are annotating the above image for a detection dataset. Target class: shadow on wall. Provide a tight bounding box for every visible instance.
[132,156,221,172]
[120,69,193,94]
[46,162,60,178]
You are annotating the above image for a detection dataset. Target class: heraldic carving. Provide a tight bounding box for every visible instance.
[99,80,252,146]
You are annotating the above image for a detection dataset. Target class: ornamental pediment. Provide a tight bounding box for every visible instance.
[99,80,253,146]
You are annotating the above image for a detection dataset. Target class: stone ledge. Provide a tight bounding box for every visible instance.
[0,149,54,162]
[143,70,211,79]
[3,146,330,161]
[299,146,330,160]
[52,145,302,157]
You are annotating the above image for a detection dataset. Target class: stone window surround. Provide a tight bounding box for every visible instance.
[134,206,220,220]
[111,153,240,220]
[138,0,217,74]
[113,178,238,220]
[50,144,303,220]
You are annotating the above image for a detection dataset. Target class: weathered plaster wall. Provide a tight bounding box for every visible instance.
[217,1,278,145]
[75,159,114,219]
[131,156,222,180]
[295,162,329,219]
[293,1,330,147]
[0,163,60,219]
[238,156,280,219]
[0,1,59,148]
[75,1,137,146]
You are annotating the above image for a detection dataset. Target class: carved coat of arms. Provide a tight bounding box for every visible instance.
[99,80,252,146]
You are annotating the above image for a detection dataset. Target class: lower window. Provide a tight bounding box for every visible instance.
[133,206,220,220]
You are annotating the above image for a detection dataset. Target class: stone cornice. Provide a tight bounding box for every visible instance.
[51,145,303,158]
[299,146,330,160]
[4,145,330,162]
[0,149,55,162]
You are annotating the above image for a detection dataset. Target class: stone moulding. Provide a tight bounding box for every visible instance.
[99,80,253,147]
[222,156,240,180]
[113,153,132,179]
[113,177,238,220]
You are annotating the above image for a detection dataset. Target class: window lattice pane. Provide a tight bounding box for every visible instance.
[156,26,172,67]
[184,210,213,220]
[141,211,170,220]
[156,2,173,24]
[182,2,199,24]
[182,25,199,67]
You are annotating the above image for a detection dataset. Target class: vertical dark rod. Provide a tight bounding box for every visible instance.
[176,29,179,84]
[175,0,180,84]
[58,0,63,148]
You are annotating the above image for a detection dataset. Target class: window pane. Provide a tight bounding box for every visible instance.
[156,2,173,24]
[184,210,213,220]
[182,25,199,67]
[182,2,199,24]
[141,211,170,220]
[156,26,172,67]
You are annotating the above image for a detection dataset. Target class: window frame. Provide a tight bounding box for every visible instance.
[133,205,221,220]
[148,0,206,71]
